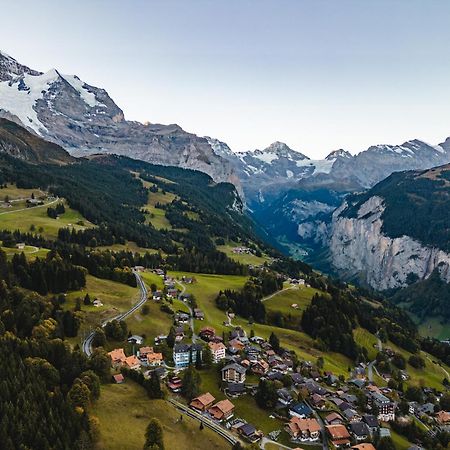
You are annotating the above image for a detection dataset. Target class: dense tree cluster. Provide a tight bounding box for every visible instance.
[0,282,103,449]
[255,379,280,409]
[47,202,65,219]
[0,153,268,272]
[215,272,281,323]
[2,249,86,295]
[104,320,128,341]
[391,269,450,322]
[301,293,363,359]
[421,337,450,366]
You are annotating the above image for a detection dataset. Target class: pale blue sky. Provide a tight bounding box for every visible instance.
[1,0,450,157]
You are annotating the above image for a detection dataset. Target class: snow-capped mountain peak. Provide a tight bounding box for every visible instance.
[0,51,41,82]
[325,149,352,160]
[260,141,309,161]
[0,50,237,186]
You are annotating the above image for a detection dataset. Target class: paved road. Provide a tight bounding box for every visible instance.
[175,280,198,343]
[368,334,383,382]
[82,270,148,356]
[169,398,240,446]
[261,286,297,303]
[0,197,59,216]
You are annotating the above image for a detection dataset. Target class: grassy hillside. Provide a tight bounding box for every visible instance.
[264,285,322,319]
[217,243,270,265]
[92,381,229,450]
[64,275,139,339]
[169,271,353,377]
[0,191,93,239]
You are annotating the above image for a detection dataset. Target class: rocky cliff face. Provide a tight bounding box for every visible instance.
[0,51,237,186]
[329,196,450,290]
[0,118,74,164]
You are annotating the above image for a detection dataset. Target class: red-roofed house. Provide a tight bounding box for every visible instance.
[326,424,351,448]
[108,348,126,368]
[190,393,216,411]
[208,399,235,421]
[286,417,321,441]
[208,341,226,363]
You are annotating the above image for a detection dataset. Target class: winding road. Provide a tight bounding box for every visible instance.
[82,270,148,356]
[0,197,59,216]
[175,279,198,343]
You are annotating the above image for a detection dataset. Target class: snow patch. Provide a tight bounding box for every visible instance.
[295,158,334,175]
[0,69,60,133]
[253,151,279,164]
[61,74,104,108]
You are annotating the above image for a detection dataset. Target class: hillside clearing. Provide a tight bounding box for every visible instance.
[92,381,229,450]
[0,198,93,239]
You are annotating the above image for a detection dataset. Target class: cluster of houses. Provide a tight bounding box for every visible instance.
[282,376,395,447]
[231,246,254,255]
[192,325,406,447]
[187,391,263,443]
[409,401,450,431]
[108,345,164,370]
[199,326,295,386]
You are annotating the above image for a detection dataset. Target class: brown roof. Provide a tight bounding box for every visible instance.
[229,338,244,349]
[124,355,140,368]
[200,326,215,334]
[139,346,154,355]
[108,348,126,362]
[325,412,343,423]
[352,444,376,450]
[213,399,235,413]
[147,352,163,362]
[193,392,215,406]
[113,374,124,383]
[290,417,321,433]
[436,410,450,424]
[326,424,351,439]
[208,341,226,352]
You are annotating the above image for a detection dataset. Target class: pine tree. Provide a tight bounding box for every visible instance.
[144,418,164,450]
[202,346,214,369]
[146,371,163,399]
[83,293,91,305]
[269,332,280,353]
[181,365,200,401]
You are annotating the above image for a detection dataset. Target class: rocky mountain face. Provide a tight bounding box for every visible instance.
[328,164,450,290]
[329,195,450,290]
[216,136,450,259]
[0,51,236,186]
[0,118,74,164]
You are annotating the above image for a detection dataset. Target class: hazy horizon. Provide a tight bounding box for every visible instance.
[2,0,450,158]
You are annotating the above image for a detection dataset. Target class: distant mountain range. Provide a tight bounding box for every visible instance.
[207,136,450,258]
[3,49,450,267]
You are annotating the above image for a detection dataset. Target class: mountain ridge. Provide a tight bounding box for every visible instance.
[0,51,238,188]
